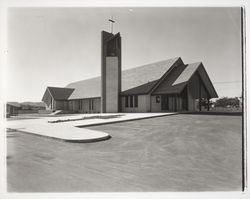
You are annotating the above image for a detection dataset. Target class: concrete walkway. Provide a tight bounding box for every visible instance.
[7,113,176,142]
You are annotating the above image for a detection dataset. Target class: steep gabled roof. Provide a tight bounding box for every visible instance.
[152,64,187,95]
[172,62,201,85]
[66,57,181,100]
[42,87,75,101]
[172,62,218,98]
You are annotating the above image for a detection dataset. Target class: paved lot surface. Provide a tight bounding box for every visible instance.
[7,114,242,192]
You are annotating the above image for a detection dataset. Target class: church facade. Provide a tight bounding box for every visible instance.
[42,31,218,113]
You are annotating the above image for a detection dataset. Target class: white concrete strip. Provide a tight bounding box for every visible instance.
[7,120,110,142]
[13,124,110,142]
[7,113,177,142]
[57,113,177,127]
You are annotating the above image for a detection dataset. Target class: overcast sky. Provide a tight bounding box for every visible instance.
[7,7,242,102]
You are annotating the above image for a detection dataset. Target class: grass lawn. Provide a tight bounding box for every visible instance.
[7,114,242,192]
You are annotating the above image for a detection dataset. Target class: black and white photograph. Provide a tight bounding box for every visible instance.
[0,0,248,199]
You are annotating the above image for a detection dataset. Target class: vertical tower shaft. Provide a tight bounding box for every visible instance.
[101,31,121,113]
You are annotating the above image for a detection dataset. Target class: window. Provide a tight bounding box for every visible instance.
[134,95,138,107]
[156,96,160,103]
[89,99,94,110]
[125,96,129,107]
[79,100,82,110]
[130,96,134,107]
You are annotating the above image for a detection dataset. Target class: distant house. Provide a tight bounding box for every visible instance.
[6,102,21,117]
[42,31,218,113]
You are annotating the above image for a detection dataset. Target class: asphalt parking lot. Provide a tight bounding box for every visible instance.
[7,114,242,192]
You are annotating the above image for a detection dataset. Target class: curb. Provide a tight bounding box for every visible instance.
[76,113,179,128]
[180,111,242,116]
[64,135,111,143]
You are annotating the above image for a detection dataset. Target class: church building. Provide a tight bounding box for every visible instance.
[42,30,218,113]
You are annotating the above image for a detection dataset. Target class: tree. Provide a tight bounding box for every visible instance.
[214,97,239,107]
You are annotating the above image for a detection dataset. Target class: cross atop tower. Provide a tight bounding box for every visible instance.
[108,17,115,34]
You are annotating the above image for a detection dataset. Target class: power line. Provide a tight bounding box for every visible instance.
[213,81,242,84]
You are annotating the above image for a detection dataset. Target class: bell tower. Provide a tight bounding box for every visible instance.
[101,23,121,113]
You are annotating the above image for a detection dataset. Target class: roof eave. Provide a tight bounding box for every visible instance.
[199,63,219,98]
[120,92,149,96]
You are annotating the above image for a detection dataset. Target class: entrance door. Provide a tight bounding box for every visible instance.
[161,95,169,111]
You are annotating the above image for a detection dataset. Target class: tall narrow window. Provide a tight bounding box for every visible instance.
[89,99,91,110]
[91,99,94,110]
[125,96,129,107]
[79,100,82,110]
[130,96,134,107]
[134,95,138,107]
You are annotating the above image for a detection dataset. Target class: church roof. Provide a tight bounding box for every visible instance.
[172,62,201,85]
[66,57,181,100]
[120,63,187,96]
[171,62,218,98]
[66,77,101,100]
[151,63,187,95]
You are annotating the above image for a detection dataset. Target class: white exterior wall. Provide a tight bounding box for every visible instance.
[48,97,53,110]
[81,99,89,113]
[54,101,65,110]
[144,95,151,112]
[105,57,119,113]
[93,98,101,113]
[151,95,184,112]
[45,96,54,110]
[68,100,79,112]
[122,95,150,113]
[151,95,161,112]
[73,100,79,112]
[79,98,101,113]
[44,94,52,110]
